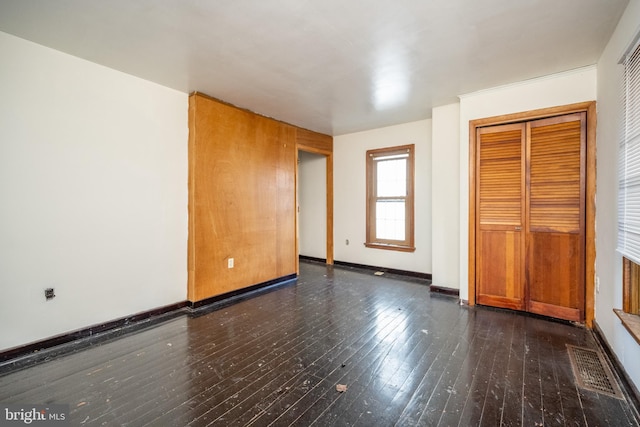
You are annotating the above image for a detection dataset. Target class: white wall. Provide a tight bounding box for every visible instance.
[0,32,188,351]
[334,120,431,274]
[298,151,327,259]
[595,0,640,391]
[457,67,597,301]
[431,103,460,289]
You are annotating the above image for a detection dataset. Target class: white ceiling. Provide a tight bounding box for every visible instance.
[0,0,629,135]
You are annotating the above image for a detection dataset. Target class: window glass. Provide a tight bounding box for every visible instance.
[365,145,415,251]
[376,200,405,240]
[376,157,407,197]
[620,39,640,315]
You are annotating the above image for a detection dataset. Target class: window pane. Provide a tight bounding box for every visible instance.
[377,159,406,197]
[365,144,414,250]
[376,200,405,240]
[620,39,640,263]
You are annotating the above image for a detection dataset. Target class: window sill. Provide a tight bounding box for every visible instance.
[614,309,640,346]
[364,243,416,253]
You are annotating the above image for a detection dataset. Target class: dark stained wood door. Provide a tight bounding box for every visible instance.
[476,123,526,311]
[476,113,586,322]
[526,113,586,321]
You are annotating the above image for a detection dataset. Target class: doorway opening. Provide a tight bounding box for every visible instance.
[298,151,327,261]
[296,141,333,269]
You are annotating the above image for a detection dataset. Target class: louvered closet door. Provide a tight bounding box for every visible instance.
[476,123,526,310]
[526,113,585,321]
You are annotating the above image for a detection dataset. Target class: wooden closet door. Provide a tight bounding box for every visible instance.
[526,113,585,321]
[476,123,526,310]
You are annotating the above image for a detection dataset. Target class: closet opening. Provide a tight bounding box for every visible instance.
[468,101,596,326]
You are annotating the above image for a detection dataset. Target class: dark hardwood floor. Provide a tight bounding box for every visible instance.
[1,260,638,426]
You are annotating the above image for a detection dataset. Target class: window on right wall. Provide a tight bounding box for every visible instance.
[618,37,640,339]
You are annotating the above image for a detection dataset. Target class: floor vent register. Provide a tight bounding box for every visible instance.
[567,344,624,399]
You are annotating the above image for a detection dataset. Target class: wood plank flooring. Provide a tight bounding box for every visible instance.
[0,260,638,426]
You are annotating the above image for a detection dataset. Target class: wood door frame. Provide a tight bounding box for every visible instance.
[295,146,334,267]
[468,101,596,327]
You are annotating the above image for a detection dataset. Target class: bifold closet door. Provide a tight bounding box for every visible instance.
[526,113,585,322]
[476,113,586,322]
[476,123,526,311]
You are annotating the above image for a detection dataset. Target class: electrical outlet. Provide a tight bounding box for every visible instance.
[45,288,55,300]
[228,258,234,269]
[346,239,349,245]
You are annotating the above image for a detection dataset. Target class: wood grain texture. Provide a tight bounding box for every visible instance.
[296,128,333,154]
[477,230,525,310]
[468,121,477,306]
[188,94,298,301]
[326,152,334,265]
[478,125,524,226]
[623,258,640,315]
[469,102,596,325]
[529,300,581,322]
[1,261,636,426]
[614,309,640,346]
[476,124,525,310]
[527,232,584,316]
[527,113,585,321]
[585,102,597,327]
[528,115,584,233]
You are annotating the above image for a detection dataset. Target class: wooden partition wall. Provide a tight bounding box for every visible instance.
[188,93,332,302]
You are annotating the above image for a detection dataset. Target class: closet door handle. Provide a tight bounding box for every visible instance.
[515,226,522,231]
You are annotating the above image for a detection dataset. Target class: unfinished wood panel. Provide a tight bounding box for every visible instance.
[188,94,297,302]
[526,113,585,321]
[476,124,525,310]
